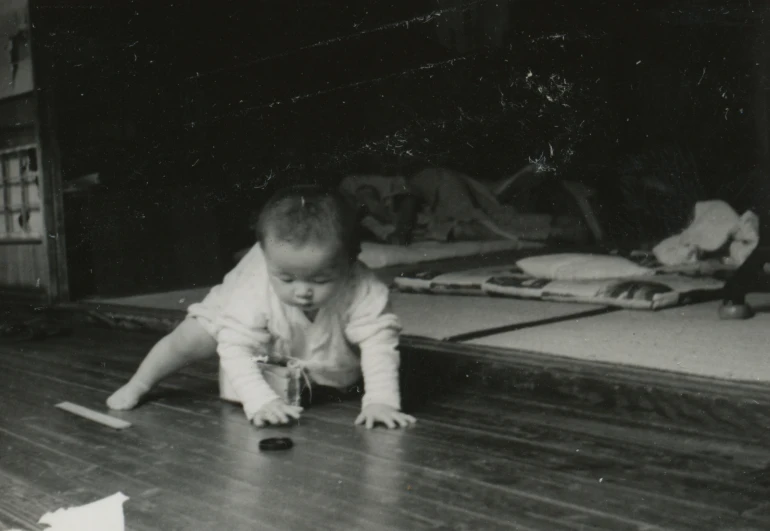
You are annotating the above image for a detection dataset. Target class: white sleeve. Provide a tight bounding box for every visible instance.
[203,243,264,308]
[344,269,403,410]
[215,268,281,420]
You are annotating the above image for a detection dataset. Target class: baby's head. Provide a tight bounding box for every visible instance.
[256,185,361,311]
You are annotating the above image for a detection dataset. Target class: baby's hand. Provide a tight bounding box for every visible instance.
[252,399,303,428]
[355,404,417,430]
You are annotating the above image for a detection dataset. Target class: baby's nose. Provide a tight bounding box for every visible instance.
[295,283,313,297]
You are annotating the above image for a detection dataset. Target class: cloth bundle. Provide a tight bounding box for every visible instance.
[653,200,759,267]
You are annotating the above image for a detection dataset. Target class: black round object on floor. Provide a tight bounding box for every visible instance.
[718,302,755,320]
[259,437,294,451]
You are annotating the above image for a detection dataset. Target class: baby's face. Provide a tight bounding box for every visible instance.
[262,237,349,312]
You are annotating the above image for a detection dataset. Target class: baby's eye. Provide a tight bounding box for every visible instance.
[311,278,333,285]
[277,276,294,283]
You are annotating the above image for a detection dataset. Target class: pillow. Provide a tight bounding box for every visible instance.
[516,253,654,280]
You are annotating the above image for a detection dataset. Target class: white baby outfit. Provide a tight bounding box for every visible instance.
[187,244,402,420]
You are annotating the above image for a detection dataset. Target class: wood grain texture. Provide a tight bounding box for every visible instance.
[30,0,69,304]
[0,326,769,530]
[0,94,37,151]
[54,298,770,403]
[0,92,48,297]
[0,242,48,291]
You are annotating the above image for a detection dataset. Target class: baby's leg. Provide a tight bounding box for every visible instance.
[106,318,217,410]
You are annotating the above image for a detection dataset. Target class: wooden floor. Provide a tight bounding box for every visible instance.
[1,327,770,531]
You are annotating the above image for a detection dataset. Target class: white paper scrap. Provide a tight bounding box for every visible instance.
[38,492,129,531]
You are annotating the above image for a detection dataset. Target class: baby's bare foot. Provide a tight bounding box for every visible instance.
[106,380,150,410]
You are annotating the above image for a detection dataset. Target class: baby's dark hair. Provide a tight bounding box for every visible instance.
[256,184,361,262]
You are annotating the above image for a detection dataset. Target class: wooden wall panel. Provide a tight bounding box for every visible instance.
[0,1,49,301]
[0,94,35,149]
[0,241,47,293]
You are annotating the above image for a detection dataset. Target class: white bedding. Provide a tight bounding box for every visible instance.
[358,239,544,269]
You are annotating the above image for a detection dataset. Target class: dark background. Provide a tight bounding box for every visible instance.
[29,0,769,299]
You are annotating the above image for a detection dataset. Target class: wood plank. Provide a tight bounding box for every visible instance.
[51,305,770,411]
[0,470,84,531]
[0,243,47,290]
[0,371,565,530]
[8,336,770,449]
[0,430,229,531]
[30,0,69,304]
[2,328,769,530]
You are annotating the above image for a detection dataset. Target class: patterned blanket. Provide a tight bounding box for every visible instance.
[393,262,726,310]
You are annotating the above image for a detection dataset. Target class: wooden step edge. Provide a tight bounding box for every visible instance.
[44,300,770,407]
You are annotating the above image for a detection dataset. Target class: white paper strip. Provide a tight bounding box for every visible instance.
[55,402,132,430]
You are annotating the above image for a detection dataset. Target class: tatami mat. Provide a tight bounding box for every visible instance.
[96,288,603,341]
[94,288,211,311]
[467,294,770,382]
[390,293,601,340]
[94,286,770,383]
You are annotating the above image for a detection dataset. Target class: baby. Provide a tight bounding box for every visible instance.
[107,184,416,429]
